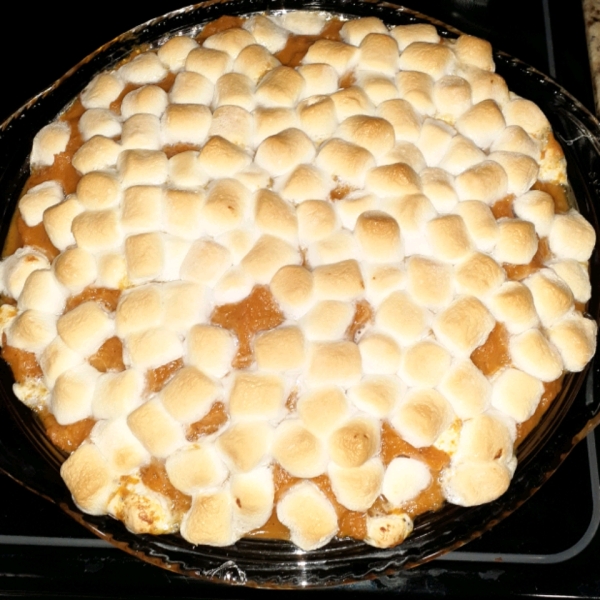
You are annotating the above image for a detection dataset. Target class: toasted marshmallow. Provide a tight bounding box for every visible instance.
[270,265,314,319]
[211,267,254,304]
[125,326,183,370]
[488,151,539,196]
[337,115,395,159]
[121,87,168,121]
[179,239,231,286]
[277,481,338,551]
[298,95,338,143]
[390,24,440,50]
[217,421,272,473]
[391,389,453,448]
[161,104,211,146]
[313,260,364,301]
[243,14,289,54]
[186,324,236,379]
[306,341,362,387]
[124,232,164,282]
[301,300,354,341]
[397,71,435,116]
[209,105,252,147]
[204,27,256,58]
[229,372,285,420]
[168,150,208,189]
[296,200,338,245]
[1,248,49,299]
[115,285,162,338]
[331,86,375,120]
[455,252,505,298]
[442,460,511,506]
[162,189,203,240]
[273,420,327,478]
[511,191,553,239]
[433,296,495,356]
[231,467,276,534]
[92,369,144,420]
[329,457,384,511]
[548,315,597,373]
[365,513,413,548]
[377,98,422,142]
[488,281,539,334]
[118,150,168,187]
[60,444,114,515]
[426,214,472,262]
[241,234,301,283]
[491,125,540,161]
[336,194,378,230]
[303,39,358,75]
[400,340,452,388]
[366,162,421,198]
[491,368,544,423]
[18,268,66,315]
[433,75,472,121]
[198,135,251,177]
[81,72,124,109]
[439,359,491,419]
[376,290,431,346]
[202,179,250,236]
[455,99,506,149]
[30,122,70,168]
[399,42,455,80]
[119,51,167,84]
[19,181,64,227]
[256,128,315,177]
[255,326,306,371]
[524,269,573,327]
[455,161,508,204]
[494,219,538,265]
[169,71,214,106]
[39,336,83,389]
[358,33,399,76]
[438,135,486,176]
[57,301,114,355]
[503,98,550,138]
[254,189,297,243]
[51,363,99,424]
[339,17,387,45]
[308,230,358,266]
[382,457,431,505]
[348,375,402,417]
[97,253,128,289]
[214,72,255,111]
[157,34,198,70]
[329,416,380,467]
[160,366,219,424]
[549,260,592,303]
[166,443,227,495]
[548,210,596,262]
[76,171,120,210]
[454,34,494,71]
[417,118,454,166]
[79,109,121,142]
[297,386,349,437]
[356,71,398,106]
[180,490,234,547]
[71,136,121,175]
[72,209,122,252]
[354,211,402,263]
[406,256,453,309]
[454,200,498,252]
[420,167,458,213]
[254,106,300,144]
[358,332,402,375]
[297,64,338,98]
[185,47,232,83]
[255,65,304,107]
[510,328,563,382]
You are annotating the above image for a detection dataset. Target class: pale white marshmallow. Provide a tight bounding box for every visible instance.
[30,122,70,167]
[91,417,150,475]
[121,113,162,150]
[180,239,233,286]
[241,234,301,284]
[494,219,538,266]
[121,85,169,119]
[273,420,327,478]
[186,324,237,379]
[161,281,206,332]
[328,458,384,512]
[400,339,452,388]
[170,71,214,106]
[162,104,212,146]
[297,386,349,437]
[216,228,259,263]
[18,268,67,315]
[512,190,555,237]
[164,237,197,286]
[254,106,300,144]
[312,259,365,301]
[376,290,431,346]
[301,300,355,341]
[356,72,398,107]
[92,369,145,420]
[307,230,359,266]
[185,47,232,83]
[439,359,491,419]
[255,326,306,372]
[336,194,378,230]
[348,375,403,418]
[217,421,273,473]
[339,17,387,45]
[549,260,592,303]
[277,10,326,34]
[214,73,255,111]
[165,443,228,495]
[125,327,183,371]
[510,328,563,382]
[547,315,597,373]
[254,189,298,244]
[81,73,124,109]
[72,209,123,252]
[426,214,472,262]
[115,285,162,338]
[406,256,453,309]
[298,95,338,143]
[382,457,432,505]
[455,252,505,298]
[243,14,289,54]
[162,189,204,240]
[524,269,573,328]
[306,341,362,387]
[391,389,454,448]
[157,35,199,71]
[119,52,167,84]
[209,105,252,147]
[454,200,498,253]
[72,136,121,175]
[455,161,508,204]
[57,301,114,355]
[358,332,402,375]
[18,181,64,227]
[6,310,57,353]
[51,363,99,425]
[118,150,168,187]
[277,481,338,551]
[491,368,544,423]
[390,24,440,50]
[168,151,209,189]
[39,337,84,389]
[377,98,423,142]
[78,109,121,142]
[203,27,256,58]
[433,296,495,356]
[548,210,596,262]
[127,398,186,459]
[229,372,285,420]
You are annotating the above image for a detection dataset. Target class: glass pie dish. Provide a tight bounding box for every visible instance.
[0,0,598,588]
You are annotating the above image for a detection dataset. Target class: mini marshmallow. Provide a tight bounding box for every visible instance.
[76,171,120,210]
[31,122,70,168]
[376,290,431,346]
[491,125,541,161]
[548,210,596,262]
[254,106,300,144]
[53,247,97,293]
[454,35,494,71]
[547,315,597,373]
[120,85,168,119]
[307,230,359,266]
[166,442,228,495]
[39,336,83,388]
[72,136,121,175]
[398,42,455,79]
[303,39,358,75]
[272,420,327,478]
[209,105,252,147]
[491,368,544,423]
[78,109,121,143]
[255,128,315,177]
[397,70,435,116]
[354,211,402,263]
[180,490,234,547]
[358,33,399,76]
[119,52,167,84]
[203,27,256,58]
[420,167,458,213]
[312,259,364,301]
[488,281,539,334]
[217,421,272,473]
[455,252,505,298]
[168,151,209,189]
[456,99,506,149]
[170,71,214,106]
[433,75,472,121]
[243,14,289,54]
[118,150,168,187]
[92,369,144,420]
[57,301,114,355]
[306,340,362,387]
[454,200,498,252]
[442,460,511,507]
[356,72,399,106]
[18,268,66,315]
[254,189,298,244]
[81,72,124,109]
[329,416,380,468]
[331,86,375,120]
[297,64,338,98]
[298,95,338,143]
[229,372,285,420]
[186,46,233,83]
[503,98,550,138]
[125,326,183,370]
[348,375,402,417]
[406,256,453,309]
[358,332,402,375]
[382,457,431,505]
[329,458,384,512]
[162,104,211,146]
[186,324,236,379]
[426,214,472,262]
[390,24,440,50]
[336,194,378,230]
[455,160,508,204]
[255,326,306,371]
[438,135,486,176]
[157,35,199,71]
[19,181,63,227]
[417,118,454,166]
[231,467,275,535]
[270,265,314,319]
[198,135,251,177]
[377,98,422,142]
[202,179,250,237]
[51,363,99,425]
[297,386,349,437]
[214,72,255,111]
[72,209,122,252]
[400,339,452,388]
[549,260,592,303]
[256,65,305,107]
[494,219,538,266]
[337,115,395,159]
[439,359,491,419]
[241,234,301,283]
[301,300,354,341]
[524,269,573,328]
[488,151,539,197]
[125,232,165,282]
[510,328,563,382]
[43,197,84,251]
[180,239,232,285]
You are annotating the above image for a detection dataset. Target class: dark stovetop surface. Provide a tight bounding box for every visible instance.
[0,0,598,597]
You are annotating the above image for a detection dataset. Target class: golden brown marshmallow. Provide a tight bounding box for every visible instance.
[354,210,402,263]
[348,375,402,418]
[303,39,358,75]
[376,290,431,346]
[161,104,211,146]
[298,95,338,143]
[125,327,183,370]
[439,359,491,419]
[406,256,453,309]
[455,160,508,204]
[306,340,362,387]
[510,328,563,382]
[547,315,597,373]
[243,15,289,54]
[312,259,364,301]
[180,490,234,547]
[273,420,327,478]
[217,421,272,473]
[233,44,281,84]
[72,136,121,175]
[398,42,455,80]
[397,71,435,116]
[256,66,305,107]
[491,368,544,423]
[494,219,538,266]
[185,47,232,84]
[39,337,83,389]
[358,332,402,375]
[454,200,498,252]
[524,269,573,328]
[121,85,169,119]
[491,125,541,161]
[455,252,505,298]
[548,211,596,262]
[81,72,124,109]
[255,128,316,177]
[57,301,114,355]
[301,301,354,341]
[390,24,440,51]
[438,135,486,176]
[340,17,388,45]
[329,458,384,512]
[270,264,314,319]
[229,372,285,420]
[19,181,64,227]
[78,109,121,142]
[255,326,306,371]
[549,260,592,303]
[18,269,66,315]
[165,443,227,495]
[400,339,452,388]
[358,34,399,77]
[331,86,375,120]
[297,386,349,437]
[503,98,550,138]
[30,122,70,168]
[377,98,423,142]
[214,73,255,111]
